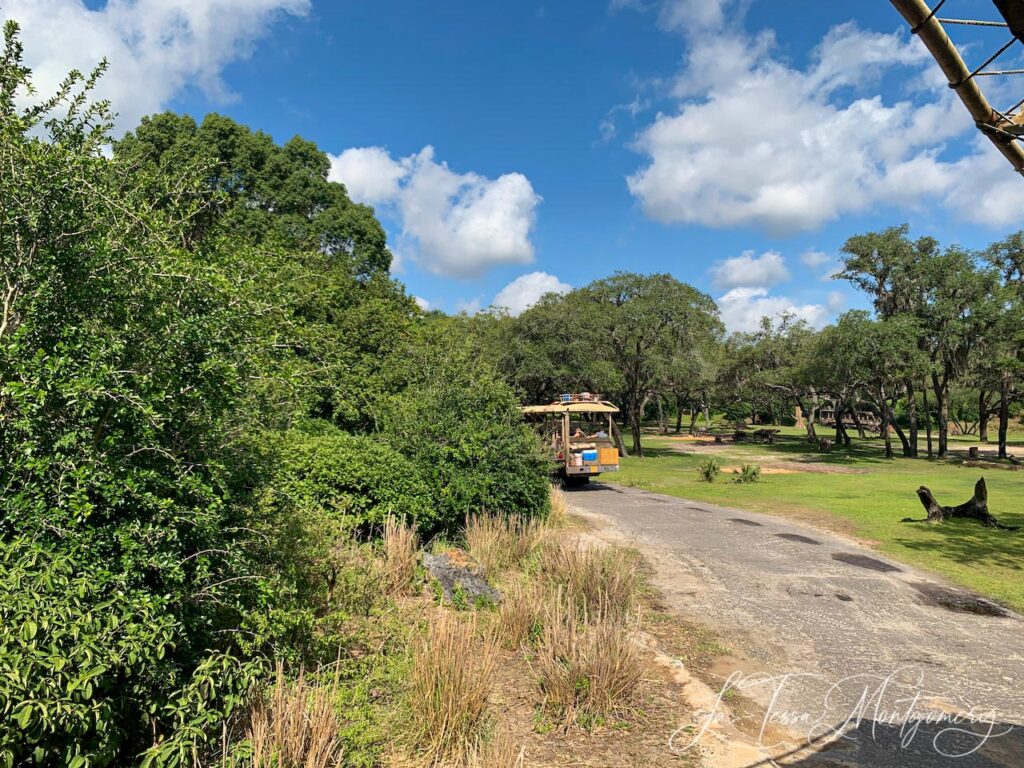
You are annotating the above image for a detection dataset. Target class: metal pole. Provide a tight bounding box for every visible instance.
[890,0,1024,173]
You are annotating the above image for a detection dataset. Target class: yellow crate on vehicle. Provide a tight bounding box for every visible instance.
[599,448,619,465]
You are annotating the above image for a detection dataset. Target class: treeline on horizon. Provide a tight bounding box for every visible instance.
[461,229,1024,461]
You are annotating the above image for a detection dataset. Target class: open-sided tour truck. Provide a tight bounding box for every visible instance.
[521,394,620,486]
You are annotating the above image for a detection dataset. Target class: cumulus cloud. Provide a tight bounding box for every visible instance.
[492,272,572,316]
[0,0,309,132]
[800,250,832,269]
[329,146,542,279]
[709,250,789,290]
[413,296,430,311]
[716,287,828,334]
[624,9,1024,231]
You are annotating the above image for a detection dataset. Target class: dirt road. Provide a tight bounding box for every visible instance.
[568,483,1024,768]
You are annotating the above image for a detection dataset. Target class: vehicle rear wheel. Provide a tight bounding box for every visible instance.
[562,475,590,488]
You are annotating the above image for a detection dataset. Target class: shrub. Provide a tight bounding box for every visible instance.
[698,458,721,483]
[731,464,761,484]
[270,429,435,534]
[381,329,552,533]
[0,541,177,764]
[408,613,498,764]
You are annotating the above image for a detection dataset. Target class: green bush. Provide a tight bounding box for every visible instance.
[731,464,761,484]
[268,428,435,533]
[698,458,721,483]
[0,540,180,765]
[380,327,552,533]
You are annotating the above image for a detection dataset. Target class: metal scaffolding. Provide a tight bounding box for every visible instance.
[890,0,1024,174]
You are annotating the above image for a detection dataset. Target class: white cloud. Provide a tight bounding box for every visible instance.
[329,146,542,279]
[800,250,831,269]
[716,287,828,334]
[709,249,788,290]
[624,13,1024,231]
[492,272,571,316]
[826,290,845,313]
[0,0,309,133]
[413,296,430,311]
[329,146,406,205]
[455,298,483,315]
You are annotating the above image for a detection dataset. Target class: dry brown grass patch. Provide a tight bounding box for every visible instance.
[496,579,544,650]
[536,589,644,729]
[538,539,640,620]
[409,612,499,765]
[383,516,419,596]
[245,662,345,767]
[547,486,570,527]
[465,513,541,577]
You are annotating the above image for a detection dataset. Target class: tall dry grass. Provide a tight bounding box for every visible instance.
[536,589,644,729]
[464,513,541,576]
[409,613,498,765]
[245,663,345,768]
[538,539,640,619]
[383,516,419,596]
[467,728,525,768]
[547,485,569,527]
[496,579,543,650]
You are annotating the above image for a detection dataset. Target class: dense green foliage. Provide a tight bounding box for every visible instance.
[0,22,548,765]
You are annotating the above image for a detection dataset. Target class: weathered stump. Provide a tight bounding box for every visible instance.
[818,438,832,453]
[905,477,1019,530]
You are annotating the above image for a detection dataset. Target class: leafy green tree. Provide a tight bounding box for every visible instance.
[115,111,392,278]
[840,225,938,456]
[982,232,1024,458]
[577,273,722,457]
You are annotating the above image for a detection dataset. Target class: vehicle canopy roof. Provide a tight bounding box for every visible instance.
[520,397,619,415]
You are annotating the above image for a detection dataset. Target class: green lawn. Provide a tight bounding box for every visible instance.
[606,428,1024,612]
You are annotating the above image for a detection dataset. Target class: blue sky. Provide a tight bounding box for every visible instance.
[7,0,1024,330]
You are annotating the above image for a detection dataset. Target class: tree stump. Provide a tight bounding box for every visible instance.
[968,446,979,460]
[818,438,832,453]
[907,478,1018,529]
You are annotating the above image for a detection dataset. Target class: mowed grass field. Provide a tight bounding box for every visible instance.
[607,427,1024,612]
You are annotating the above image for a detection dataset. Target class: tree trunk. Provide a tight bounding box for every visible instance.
[923,385,933,458]
[656,396,667,435]
[999,373,1011,459]
[932,373,949,458]
[675,397,684,434]
[630,409,644,458]
[610,418,629,458]
[688,409,699,435]
[703,403,711,429]
[908,477,1018,529]
[904,379,919,458]
[881,398,894,459]
[795,395,817,443]
[850,407,867,439]
[892,420,911,456]
[979,389,990,443]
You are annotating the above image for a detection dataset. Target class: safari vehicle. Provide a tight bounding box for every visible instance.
[521,394,620,486]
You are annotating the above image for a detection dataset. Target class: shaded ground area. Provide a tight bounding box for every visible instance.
[568,483,1024,768]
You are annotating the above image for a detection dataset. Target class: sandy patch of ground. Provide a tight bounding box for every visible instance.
[719,465,800,475]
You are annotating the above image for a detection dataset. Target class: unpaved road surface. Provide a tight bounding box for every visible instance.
[568,483,1024,768]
